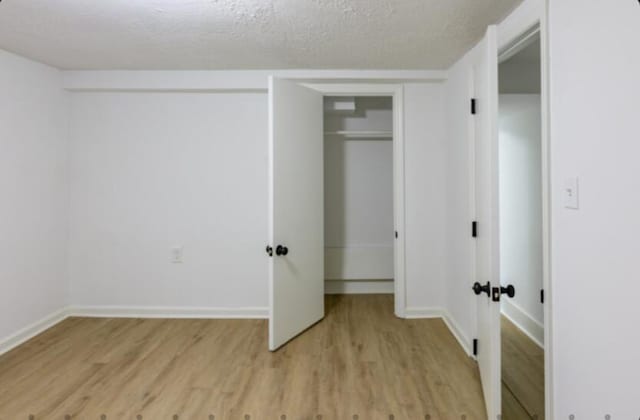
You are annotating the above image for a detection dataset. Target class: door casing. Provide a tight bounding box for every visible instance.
[281,82,407,318]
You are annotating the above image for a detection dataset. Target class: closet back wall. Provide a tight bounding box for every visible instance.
[68,92,269,314]
[324,97,394,282]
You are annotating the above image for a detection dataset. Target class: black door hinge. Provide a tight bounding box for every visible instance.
[471,98,477,115]
[395,231,398,239]
[540,289,545,304]
[472,221,477,238]
[473,339,478,356]
[266,245,273,257]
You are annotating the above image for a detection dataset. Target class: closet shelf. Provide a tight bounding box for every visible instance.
[324,130,393,139]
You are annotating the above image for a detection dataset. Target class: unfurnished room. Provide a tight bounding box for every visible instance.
[1,1,639,419]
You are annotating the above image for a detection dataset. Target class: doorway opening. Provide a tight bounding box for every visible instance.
[268,80,406,351]
[323,96,395,303]
[498,30,545,419]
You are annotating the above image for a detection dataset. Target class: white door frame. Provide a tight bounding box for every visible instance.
[497,15,553,420]
[301,83,406,318]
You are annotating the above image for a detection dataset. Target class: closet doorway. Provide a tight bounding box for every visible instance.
[268,81,406,350]
[324,96,395,303]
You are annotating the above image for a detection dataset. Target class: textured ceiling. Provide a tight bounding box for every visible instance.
[0,0,522,70]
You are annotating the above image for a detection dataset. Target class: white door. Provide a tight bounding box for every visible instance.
[472,26,501,419]
[268,77,324,351]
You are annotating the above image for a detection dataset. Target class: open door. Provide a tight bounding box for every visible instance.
[268,77,324,351]
[472,26,501,419]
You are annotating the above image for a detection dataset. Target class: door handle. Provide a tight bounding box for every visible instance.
[472,282,491,297]
[492,284,515,302]
[275,245,289,256]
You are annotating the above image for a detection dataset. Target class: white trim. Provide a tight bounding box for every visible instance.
[324,130,392,139]
[324,280,394,295]
[0,308,71,356]
[497,0,544,52]
[393,86,407,319]
[498,26,540,63]
[0,305,269,356]
[324,244,393,249]
[442,311,474,357]
[404,307,444,319]
[267,76,276,350]
[1,305,478,365]
[540,10,554,420]
[69,305,269,319]
[63,70,447,92]
[501,300,544,348]
[304,83,407,319]
[403,308,474,357]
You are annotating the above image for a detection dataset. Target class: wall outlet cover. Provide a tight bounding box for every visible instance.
[171,246,184,263]
[563,177,579,209]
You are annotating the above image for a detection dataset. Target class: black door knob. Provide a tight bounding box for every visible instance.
[275,245,289,256]
[492,284,516,302]
[501,285,515,298]
[472,281,491,297]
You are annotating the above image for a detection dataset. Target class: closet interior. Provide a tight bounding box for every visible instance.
[323,96,395,296]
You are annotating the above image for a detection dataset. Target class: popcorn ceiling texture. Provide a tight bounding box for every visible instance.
[0,0,521,70]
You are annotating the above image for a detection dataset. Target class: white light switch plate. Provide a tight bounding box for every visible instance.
[564,177,579,209]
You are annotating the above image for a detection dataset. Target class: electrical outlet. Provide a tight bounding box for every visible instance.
[171,246,184,263]
[564,177,579,209]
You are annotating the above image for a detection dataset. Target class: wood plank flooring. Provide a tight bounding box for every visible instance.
[501,316,545,419]
[502,384,531,419]
[0,295,486,420]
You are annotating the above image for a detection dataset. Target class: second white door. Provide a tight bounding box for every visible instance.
[472,25,502,420]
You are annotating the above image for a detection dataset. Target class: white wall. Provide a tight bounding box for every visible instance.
[67,91,269,311]
[499,94,543,343]
[404,83,447,311]
[0,50,69,347]
[324,98,394,281]
[66,83,447,314]
[0,57,447,337]
[549,1,640,417]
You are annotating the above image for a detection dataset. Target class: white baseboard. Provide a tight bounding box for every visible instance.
[69,305,269,319]
[442,311,474,357]
[0,308,71,356]
[502,299,544,348]
[0,305,269,356]
[324,280,394,294]
[1,304,473,362]
[403,307,473,357]
[404,306,444,318]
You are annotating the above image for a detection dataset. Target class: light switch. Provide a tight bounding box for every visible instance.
[564,177,579,209]
[171,246,184,263]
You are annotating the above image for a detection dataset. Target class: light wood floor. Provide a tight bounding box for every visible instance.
[0,295,486,419]
[501,316,545,420]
